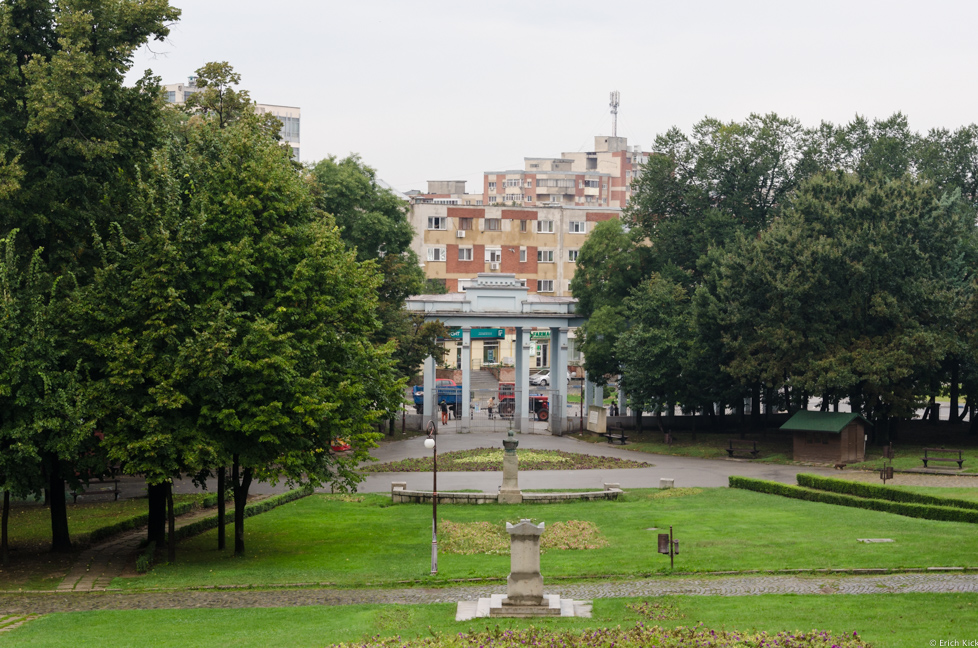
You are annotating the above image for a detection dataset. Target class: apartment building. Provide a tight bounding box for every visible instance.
[483,135,648,209]
[163,77,301,160]
[409,203,619,297]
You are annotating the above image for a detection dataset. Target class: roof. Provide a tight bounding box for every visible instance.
[780,411,872,434]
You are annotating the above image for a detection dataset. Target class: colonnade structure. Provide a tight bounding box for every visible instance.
[406,274,585,434]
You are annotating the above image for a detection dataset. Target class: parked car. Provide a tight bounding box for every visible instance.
[412,378,461,417]
[528,370,571,386]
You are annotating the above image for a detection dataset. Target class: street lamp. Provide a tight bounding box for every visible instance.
[424,420,438,574]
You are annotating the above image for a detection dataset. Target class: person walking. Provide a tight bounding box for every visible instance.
[487,396,496,420]
[440,399,449,425]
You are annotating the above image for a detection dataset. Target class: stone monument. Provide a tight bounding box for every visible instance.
[456,517,592,620]
[498,429,523,504]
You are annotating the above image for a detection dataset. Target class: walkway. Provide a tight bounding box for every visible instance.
[57,502,251,593]
[2,572,978,613]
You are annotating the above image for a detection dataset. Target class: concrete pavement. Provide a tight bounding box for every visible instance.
[356,430,839,493]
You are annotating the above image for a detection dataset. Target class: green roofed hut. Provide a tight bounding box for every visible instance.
[781,411,871,464]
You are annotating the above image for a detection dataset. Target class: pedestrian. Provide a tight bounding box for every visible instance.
[440,399,448,425]
[613,402,620,417]
[487,396,495,419]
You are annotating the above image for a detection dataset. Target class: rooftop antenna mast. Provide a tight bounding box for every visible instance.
[609,90,620,138]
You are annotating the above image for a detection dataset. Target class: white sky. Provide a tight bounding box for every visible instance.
[126,0,978,194]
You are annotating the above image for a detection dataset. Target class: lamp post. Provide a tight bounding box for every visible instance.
[424,420,438,574]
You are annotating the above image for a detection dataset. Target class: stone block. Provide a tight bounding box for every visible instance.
[659,478,675,489]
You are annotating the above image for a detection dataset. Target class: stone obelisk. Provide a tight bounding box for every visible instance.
[498,429,522,504]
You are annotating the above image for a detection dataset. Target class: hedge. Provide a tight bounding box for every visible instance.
[729,476,978,524]
[797,473,978,511]
[171,485,313,542]
[87,494,220,545]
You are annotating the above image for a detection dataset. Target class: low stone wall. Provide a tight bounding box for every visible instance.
[390,482,623,505]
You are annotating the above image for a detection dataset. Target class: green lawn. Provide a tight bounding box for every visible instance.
[111,488,977,590]
[3,494,209,548]
[571,429,796,463]
[846,443,978,472]
[2,594,973,648]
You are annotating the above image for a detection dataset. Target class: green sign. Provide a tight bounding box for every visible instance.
[447,328,505,340]
[529,331,550,340]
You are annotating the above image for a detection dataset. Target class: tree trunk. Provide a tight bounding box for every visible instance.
[231,455,253,557]
[147,482,166,546]
[750,385,761,429]
[928,394,940,423]
[166,481,175,563]
[2,490,9,568]
[217,466,226,551]
[635,409,643,434]
[388,417,395,437]
[47,463,71,553]
[950,362,961,423]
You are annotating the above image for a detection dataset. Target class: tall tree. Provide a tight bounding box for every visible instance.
[0,0,179,551]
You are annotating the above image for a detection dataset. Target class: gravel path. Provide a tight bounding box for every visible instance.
[2,572,977,614]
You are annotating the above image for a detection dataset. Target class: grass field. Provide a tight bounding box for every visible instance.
[110,488,977,590]
[1,593,974,648]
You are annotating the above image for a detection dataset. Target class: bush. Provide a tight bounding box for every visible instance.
[796,473,978,511]
[87,494,220,545]
[729,476,978,523]
[171,486,313,542]
[135,541,156,573]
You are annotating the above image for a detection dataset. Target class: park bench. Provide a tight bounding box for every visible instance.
[600,424,628,445]
[920,448,965,469]
[68,479,120,504]
[726,440,760,459]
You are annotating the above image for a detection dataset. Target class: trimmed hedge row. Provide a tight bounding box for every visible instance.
[171,485,313,542]
[87,494,220,545]
[797,473,978,511]
[729,476,978,524]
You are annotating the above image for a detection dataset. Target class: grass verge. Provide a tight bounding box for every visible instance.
[0,594,973,648]
[111,488,977,590]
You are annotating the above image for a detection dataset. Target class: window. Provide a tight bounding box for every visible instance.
[569,221,586,233]
[504,193,523,202]
[485,218,501,231]
[489,196,498,204]
[458,247,473,261]
[520,220,527,232]
[520,248,527,262]
[568,249,579,262]
[459,218,473,230]
[488,181,496,191]
[584,179,600,188]
[426,247,446,261]
[486,247,502,263]
[537,280,554,292]
[536,220,555,233]
[427,217,447,230]
[537,249,554,262]
[526,180,533,188]
[504,178,522,188]
[476,200,483,206]
[166,91,177,103]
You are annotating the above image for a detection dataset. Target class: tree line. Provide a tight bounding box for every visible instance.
[572,112,978,437]
[0,1,442,565]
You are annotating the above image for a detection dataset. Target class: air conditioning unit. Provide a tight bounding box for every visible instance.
[489,262,500,270]
[456,230,466,238]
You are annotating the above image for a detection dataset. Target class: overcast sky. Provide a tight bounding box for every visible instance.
[126,0,978,194]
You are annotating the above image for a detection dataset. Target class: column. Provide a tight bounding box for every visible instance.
[461,327,471,432]
[515,327,531,432]
[423,355,436,420]
[584,376,593,412]
[618,382,627,417]
[549,327,568,435]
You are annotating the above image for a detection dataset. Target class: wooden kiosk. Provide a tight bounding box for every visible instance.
[781,411,870,464]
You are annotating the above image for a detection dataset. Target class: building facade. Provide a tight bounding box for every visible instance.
[409,203,619,297]
[163,77,301,160]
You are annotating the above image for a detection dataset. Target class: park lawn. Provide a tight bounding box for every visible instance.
[112,488,977,590]
[1,593,974,648]
[570,429,796,463]
[3,494,210,549]
[846,443,978,472]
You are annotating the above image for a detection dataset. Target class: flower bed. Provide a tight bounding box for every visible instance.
[364,448,652,473]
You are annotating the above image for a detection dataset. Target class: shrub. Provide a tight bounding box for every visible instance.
[170,486,313,542]
[796,473,978,511]
[729,476,978,523]
[330,624,870,648]
[87,494,220,545]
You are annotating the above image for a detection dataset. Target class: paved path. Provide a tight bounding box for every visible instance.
[57,503,249,593]
[2,573,977,613]
[355,431,840,493]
